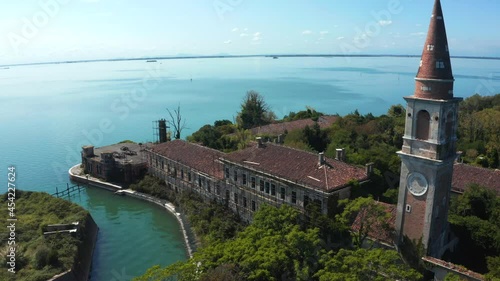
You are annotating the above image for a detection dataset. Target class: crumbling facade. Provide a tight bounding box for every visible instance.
[81,143,148,186]
[146,139,369,221]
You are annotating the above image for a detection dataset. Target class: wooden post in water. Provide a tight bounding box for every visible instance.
[55,186,59,198]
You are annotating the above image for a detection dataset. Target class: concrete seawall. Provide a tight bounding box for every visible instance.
[115,190,194,258]
[48,213,99,281]
[68,164,194,258]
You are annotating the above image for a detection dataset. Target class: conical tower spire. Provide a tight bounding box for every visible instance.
[414,0,454,100]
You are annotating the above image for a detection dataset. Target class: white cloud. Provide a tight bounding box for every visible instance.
[336,36,345,40]
[378,20,393,26]
[254,32,261,37]
[320,31,329,35]
[302,30,312,35]
[252,37,260,41]
[240,33,249,37]
[232,27,239,32]
[224,40,232,44]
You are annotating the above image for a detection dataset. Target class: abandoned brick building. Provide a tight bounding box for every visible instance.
[146,138,370,221]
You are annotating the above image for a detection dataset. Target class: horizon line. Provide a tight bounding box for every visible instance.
[2,53,500,68]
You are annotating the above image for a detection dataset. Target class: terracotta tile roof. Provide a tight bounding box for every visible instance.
[414,0,454,100]
[150,140,225,179]
[350,201,396,246]
[422,256,485,281]
[250,115,338,136]
[452,163,500,194]
[221,142,368,192]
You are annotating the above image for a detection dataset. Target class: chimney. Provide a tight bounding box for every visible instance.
[256,137,263,148]
[365,163,374,176]
[277,134,284,144]
[82,146,94,157]
[335,149,342,161]
[158,119,168,143]
[336,148,346,161]
[318,152,325,166]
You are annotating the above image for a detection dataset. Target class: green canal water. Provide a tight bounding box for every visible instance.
[65,185,188,280]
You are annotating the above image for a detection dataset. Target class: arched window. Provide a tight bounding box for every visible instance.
[416,110,430,140]
[445,112,454,141]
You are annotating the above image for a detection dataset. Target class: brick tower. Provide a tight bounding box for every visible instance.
[395,0,462,258]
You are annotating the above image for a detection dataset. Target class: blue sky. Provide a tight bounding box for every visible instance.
[1,0,499,64]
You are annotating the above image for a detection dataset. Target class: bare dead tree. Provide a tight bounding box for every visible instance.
[166,104,187,139]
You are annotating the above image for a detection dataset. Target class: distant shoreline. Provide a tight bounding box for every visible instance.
[2,53,500,68]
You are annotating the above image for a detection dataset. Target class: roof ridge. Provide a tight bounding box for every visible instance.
[169,139,226,155]
[454,162,500,172]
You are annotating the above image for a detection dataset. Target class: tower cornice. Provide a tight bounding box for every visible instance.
[415,77,454,83]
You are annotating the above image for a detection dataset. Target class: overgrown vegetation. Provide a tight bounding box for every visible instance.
[130,176,244,246]
[282,106,324,122]
[457,94,500,168]
[161,92,500,279]
[237,90,276,130]
[187,120,239,152]
[0,191,90,281]
[447,184,500,277]
[134,202,421,281]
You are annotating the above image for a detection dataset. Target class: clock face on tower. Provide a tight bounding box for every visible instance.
[407,172,428,196]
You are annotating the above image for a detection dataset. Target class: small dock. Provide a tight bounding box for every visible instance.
[52,183,84,198]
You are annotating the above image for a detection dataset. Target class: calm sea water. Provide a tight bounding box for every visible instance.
[0,56,498,280]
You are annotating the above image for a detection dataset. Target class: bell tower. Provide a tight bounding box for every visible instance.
[395,0,462,258]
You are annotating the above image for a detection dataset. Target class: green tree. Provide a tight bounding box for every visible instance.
[134,205,324,281]
[485,256,500,280]
[337,197,391,248]
[315,248,422,281]
[237,91,275,129]
[283,106,325,122]
[448,184,500,274]
[458,94,500,168]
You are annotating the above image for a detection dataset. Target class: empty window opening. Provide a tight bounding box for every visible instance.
[416,110,430,140]
[280,187,286,200]
[436,61,445,69]
[406,204,412,213]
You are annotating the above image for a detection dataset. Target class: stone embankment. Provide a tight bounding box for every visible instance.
[69,164,194,258]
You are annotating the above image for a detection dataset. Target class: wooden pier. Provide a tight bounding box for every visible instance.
[53,183,84,199]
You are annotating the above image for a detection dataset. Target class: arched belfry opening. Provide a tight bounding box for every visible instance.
[416,110,430,140]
